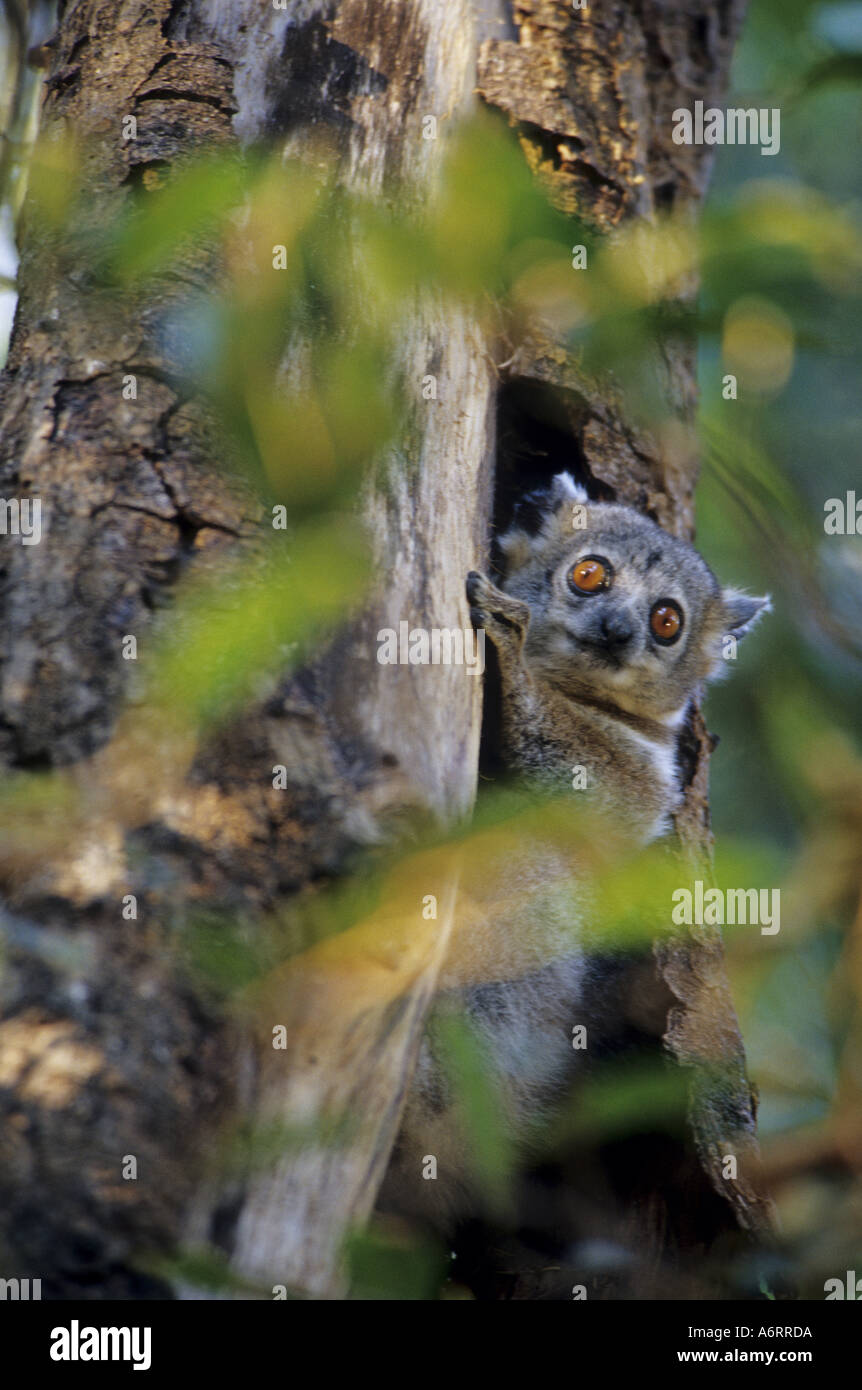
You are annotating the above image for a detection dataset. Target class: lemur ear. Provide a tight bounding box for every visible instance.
[721,589,771,638]
[506,472,587,537]
[548,472,588,506]
[499,472,589,571]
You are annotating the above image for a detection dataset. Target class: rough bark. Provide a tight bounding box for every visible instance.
[0,0,770,1300]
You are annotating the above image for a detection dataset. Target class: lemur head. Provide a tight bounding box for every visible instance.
[499,473,770,724]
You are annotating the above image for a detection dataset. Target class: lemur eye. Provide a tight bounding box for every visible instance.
[569,555,613,594]
[650,601,683,644]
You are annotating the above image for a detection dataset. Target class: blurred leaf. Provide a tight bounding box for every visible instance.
[548,1058,688,1147]
[346,1221,447,1300]
[431,1009,515,1217]
[105,152,251,283]
[142,1246,274,1299]
[146,517,369,728]
[796,51,862,93]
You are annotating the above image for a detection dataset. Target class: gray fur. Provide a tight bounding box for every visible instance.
[379,475,769,1229]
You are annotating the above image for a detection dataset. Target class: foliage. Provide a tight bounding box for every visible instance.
[0,0,860,1301]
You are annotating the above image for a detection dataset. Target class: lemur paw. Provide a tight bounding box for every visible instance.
[466,571,530,649]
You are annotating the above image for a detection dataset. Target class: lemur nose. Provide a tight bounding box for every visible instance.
[599,614,634,647]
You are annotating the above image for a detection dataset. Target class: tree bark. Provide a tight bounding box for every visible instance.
[0,0,771,1300]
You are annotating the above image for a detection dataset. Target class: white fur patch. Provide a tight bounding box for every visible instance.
[617,725,680,839]
[552,471,589,505]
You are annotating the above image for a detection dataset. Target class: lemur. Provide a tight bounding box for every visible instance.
[380,473,770,1231]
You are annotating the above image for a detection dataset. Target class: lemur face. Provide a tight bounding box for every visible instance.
[499,474,769,722]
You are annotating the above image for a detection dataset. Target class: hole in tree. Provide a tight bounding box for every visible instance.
[492,377,613,574]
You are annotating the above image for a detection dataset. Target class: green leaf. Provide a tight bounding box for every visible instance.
[146,518,369,729]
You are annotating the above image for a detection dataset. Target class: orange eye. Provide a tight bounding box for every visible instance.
[569,557,611,594]
[650,601,683,644]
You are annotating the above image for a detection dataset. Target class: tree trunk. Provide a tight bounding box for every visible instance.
[0,0,770,1300]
